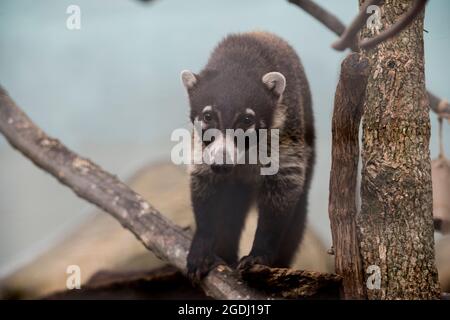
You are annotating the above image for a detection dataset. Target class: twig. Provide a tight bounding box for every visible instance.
[328,53,369,299]
[360,0,428,50]
[0,85,267,300]
[332,0,383,51]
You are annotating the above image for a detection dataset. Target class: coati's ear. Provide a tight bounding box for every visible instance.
[262,72,286,96]
[181,70,198,90]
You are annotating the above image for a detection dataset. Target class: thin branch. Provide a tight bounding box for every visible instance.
[288,0,346,36]
[428,91,450,119]
[332,0,383,52]
[360,0,428,50]
[0,85,267,300]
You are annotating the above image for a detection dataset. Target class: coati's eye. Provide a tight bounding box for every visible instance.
[242,114,255,126]
[203,112,213,123]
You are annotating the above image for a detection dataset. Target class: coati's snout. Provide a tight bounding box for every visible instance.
[204,132,237,174]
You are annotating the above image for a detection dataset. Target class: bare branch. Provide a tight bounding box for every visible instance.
[288,0,346,36]
[329,53,369,299]
[332,0,383,52]
[0,85,268,300]
[428,91,450,119]
[360,0,428,50]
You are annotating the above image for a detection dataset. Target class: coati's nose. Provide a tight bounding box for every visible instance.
[210,164,234,174]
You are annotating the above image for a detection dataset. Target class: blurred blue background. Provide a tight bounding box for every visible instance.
[0,0,449,276]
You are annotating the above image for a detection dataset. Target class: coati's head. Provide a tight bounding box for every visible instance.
[181,68,286,174]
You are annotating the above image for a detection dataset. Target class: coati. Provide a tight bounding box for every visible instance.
[180,31,315,281]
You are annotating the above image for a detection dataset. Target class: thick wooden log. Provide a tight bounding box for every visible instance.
[240,265,341,299]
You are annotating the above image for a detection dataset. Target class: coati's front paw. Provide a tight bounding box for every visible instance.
[187,250,223,284]
[237,255,269,271]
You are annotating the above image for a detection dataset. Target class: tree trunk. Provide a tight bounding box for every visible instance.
[357,0,440,299]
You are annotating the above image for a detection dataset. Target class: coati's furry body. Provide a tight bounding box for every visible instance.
[181,32,315,280]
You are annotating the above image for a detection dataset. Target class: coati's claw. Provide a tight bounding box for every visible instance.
[187,252,223,284]
[237,255,269,271]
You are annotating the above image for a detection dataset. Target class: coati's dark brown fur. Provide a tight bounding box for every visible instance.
[181,31,315,281]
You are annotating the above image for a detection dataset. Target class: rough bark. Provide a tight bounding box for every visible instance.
[357,0,440,299]
[0,85,267,300]
[329,53,369,299]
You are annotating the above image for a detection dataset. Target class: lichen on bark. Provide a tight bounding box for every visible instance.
[357,0,440,299]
